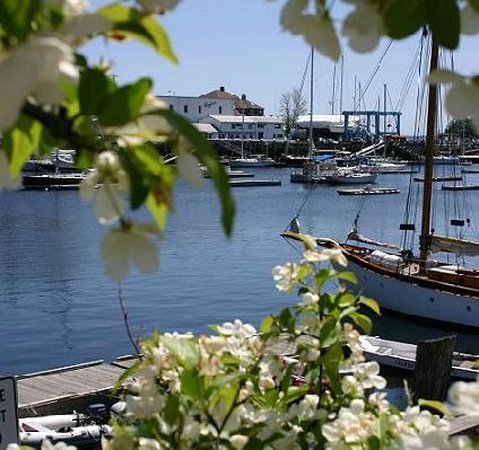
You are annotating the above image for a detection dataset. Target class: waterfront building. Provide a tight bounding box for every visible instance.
[200,115,285,140]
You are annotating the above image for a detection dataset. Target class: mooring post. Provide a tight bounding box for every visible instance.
[414,335,456,403]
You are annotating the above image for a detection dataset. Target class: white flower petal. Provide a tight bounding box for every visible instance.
[429,69,464,85]
[176,151,204,188]
[101,231,130,281]
[461,4,479,34]
[0,152,21,191]
[94,184,124,224]
[129,233,159,274]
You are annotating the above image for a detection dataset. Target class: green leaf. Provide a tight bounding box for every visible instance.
[119,148,151,209]
[99,78,152,127]
[161,335,199,367]
[0,0,39,41]
[260,315,274,334]
[181,367,203,400]
[349,312,372,334]
[359,296,381,316]
[164,394,180,426]
[367,435,381,450]
[98,4,178,63]
[429,0,460,49]
[156,109,235,237]
[470,0,479,13]
[418,399,450,415]
[383,0,428,39]
[320,317,340,349]
[282,231,317,251]
[323,343,343,394]
[111,359,142,395]
[335,270,358,284]
[79,68,114,115]
[3,115,42,175]
[146,193,169,231]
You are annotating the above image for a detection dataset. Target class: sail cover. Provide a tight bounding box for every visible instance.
[347,229,400,250]
[430,235,479,256]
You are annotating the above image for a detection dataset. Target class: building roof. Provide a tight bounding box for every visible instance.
[201,87,263,111]
[193,123,218,134]
[297,114,345,127]
[206,115,281,124]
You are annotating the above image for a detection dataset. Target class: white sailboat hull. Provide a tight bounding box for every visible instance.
[344,249,479,329]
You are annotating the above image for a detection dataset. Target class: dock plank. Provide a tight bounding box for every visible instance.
[17,363,126,409]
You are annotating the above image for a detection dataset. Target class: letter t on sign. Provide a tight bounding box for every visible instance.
[0,377,18,450]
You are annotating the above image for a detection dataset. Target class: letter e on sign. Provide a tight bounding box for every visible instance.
[0,377,18,449]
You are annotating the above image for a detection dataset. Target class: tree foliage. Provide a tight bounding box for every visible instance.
[279,88,307,137]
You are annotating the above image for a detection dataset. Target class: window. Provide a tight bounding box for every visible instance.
[219,106,223,114]
[169,105,174,111]
[248,124,253,129]
[184,105,188,113]
[274,123,281,128]
[257,124,265,129]
[198,105,202,114]
[232,124,236,129]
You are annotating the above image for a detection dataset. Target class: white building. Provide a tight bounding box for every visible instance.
[193,123,219,139]
[158,95,235,122]
[200,115,285,140]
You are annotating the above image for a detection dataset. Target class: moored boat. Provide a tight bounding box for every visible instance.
[358,335,479,380]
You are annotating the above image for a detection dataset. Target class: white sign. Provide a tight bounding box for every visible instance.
[0,377,18,450]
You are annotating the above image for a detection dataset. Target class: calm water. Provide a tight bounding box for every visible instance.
[1,166,479,375]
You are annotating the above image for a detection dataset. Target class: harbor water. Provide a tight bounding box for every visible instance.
[1,166,479,375]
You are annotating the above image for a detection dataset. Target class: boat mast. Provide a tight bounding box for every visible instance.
[309,47,314,156]
[419,35,439,269]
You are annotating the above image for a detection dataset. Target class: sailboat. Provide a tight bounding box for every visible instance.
[289,49,376,185]
[286,36,479,329]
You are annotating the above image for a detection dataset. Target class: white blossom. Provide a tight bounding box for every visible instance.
[303,247,348,267]
[272,262,299,292]
[448,376,479,416]
[300,291,318,307]
[0,152,21,191]
[342,2,384,53]
[176,145,204,188]
[138,437,161,450]
[216,319,256,338]
[59,13,111,46]
[115,95,172,146]
[101,224,159,281]
[0,37,77,131]
[461,3,479,34]
[354,361,387,390]
[138,0,181,14]
[230,434,249,450]
[280,0,340,61]
[79,151,128,224]
[429,70,479,129]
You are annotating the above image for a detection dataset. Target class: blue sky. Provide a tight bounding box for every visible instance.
[84,1,478,135]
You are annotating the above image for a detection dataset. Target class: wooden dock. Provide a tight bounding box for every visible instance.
[229,179,281,187]
[16,356,139,417]
[337,187,400,196]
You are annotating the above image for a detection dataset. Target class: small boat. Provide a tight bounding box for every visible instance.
[442,184,479,191]
[337,187,400,195]
[19,408,112,447]
[324,171,378,185]
[414,175,463,182]
[229,179,281,187]
[22,172,87,190]
[358,335,479,380]
[228,157,275,168]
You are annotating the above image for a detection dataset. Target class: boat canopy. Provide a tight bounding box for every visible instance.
[312,154,335,162]
[347,228,400,250]
[430,235,479,257]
